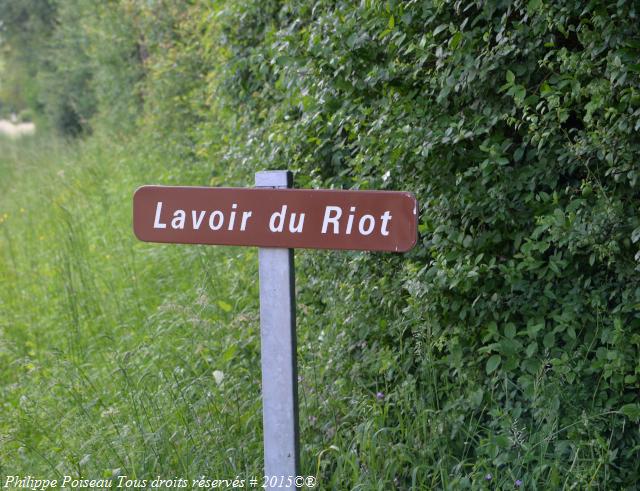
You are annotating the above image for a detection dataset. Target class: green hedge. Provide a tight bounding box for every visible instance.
[207,0,640,487]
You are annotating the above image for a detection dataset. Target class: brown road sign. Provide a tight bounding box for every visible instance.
[133,185,418,252]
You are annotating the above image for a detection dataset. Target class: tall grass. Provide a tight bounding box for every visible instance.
[0,131,266,481]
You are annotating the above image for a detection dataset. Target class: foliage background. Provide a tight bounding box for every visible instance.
[1,0,640,488]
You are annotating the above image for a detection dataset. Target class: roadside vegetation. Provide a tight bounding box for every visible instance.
[1,1,639,488]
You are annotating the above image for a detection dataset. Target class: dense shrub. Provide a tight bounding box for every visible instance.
[0,0,55,116]
[199,0,640,487]
[0,0,143,134]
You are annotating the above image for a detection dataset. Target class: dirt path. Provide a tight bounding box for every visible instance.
[0,119,36,138]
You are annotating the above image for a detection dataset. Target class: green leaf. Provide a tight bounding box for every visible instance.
[514,147,525,162]
[388,16,395,29]
[486,355,501,374]
[506,70,515,84]
[217,300,232,312]
[504,323,516,339]
[470,388,484,407]
[433,24,448,36]
[222,345,237,362]
[527,0,542,13]
[449,32,462,50]
[527,322,545,338]
[620,404,640,422]
[526,342,538,357]
[543,331,555,348]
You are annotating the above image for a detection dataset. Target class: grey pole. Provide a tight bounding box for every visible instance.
[255,170,300,489]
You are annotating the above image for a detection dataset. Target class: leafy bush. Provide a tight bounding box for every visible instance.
[0,0,143,135]
[0,0,55,115]
[200,0,640,487]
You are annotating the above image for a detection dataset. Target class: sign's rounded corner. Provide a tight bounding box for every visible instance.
[131,222,146,242]
[405,233,419,252]
[133,184,151,200]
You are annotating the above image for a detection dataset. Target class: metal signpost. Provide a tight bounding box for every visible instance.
[133,171,418,489]
[255,171,300,483]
